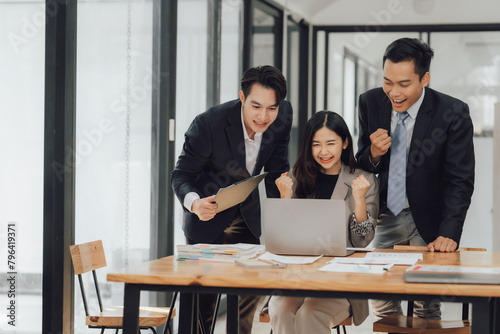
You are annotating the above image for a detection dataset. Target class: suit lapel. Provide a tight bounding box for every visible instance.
[331,164,354,200]
[381,94,393,133]
[226,102,250,178]
[408,87,433,165]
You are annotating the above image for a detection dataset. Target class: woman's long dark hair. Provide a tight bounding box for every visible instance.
[293,111,357,198]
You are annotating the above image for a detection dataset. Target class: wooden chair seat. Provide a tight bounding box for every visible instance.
[86,306,175,327]
[373,313,470,334]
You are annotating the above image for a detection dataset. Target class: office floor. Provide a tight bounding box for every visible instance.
[212,297,465,334]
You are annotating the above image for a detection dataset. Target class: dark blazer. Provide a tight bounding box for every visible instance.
[356,87,475,245]
[171,99,293,243]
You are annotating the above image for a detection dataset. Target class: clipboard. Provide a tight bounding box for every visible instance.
[213,172,268,213]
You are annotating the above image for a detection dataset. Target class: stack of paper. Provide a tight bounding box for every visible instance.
[318,252,423,274]
[176,243,265,262]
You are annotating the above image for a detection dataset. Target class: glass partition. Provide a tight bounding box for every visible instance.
[0,1,45,333]
[174,0,209,251]
[431,31,500,251]
[252,5,276,66]
[286,16,300,166]
[220,0,243,103]
[75,1,154,332]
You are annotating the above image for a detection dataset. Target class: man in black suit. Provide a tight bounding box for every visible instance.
[172,65,292,333]
[356,38,475,320]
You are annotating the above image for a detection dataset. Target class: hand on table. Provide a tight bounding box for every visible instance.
[427,236,458,253]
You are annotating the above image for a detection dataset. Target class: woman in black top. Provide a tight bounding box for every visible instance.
[269,111,379,333]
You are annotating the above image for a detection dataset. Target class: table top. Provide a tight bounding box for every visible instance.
[107,249,500,298]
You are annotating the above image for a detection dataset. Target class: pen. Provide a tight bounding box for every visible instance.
[258,258,282,266]
[339,262,390,266]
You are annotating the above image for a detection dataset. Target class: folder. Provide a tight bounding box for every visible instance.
[213,172,268,213]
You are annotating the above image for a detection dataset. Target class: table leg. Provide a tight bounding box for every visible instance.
[123,283,140,334]
[227,294,239,334]
[472,298,491,334]
[179,292,199,334]
[491,297,500,334]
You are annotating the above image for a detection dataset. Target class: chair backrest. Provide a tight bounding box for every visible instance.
[70,240,107,317]
[70,240,107,274]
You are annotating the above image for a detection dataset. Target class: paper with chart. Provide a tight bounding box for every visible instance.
[364,252,423,265]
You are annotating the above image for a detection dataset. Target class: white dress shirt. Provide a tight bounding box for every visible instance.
[183,108,263,212]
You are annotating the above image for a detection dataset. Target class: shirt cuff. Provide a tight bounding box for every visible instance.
[368,154,380,168]
[350,212,375,237]
[183,192,200,212]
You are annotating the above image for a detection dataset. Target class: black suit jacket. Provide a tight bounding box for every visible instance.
[171,99,293,243]
[356,87,475,245]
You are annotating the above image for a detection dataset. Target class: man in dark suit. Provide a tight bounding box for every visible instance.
[356,38,475,320]
[171,65,292,333]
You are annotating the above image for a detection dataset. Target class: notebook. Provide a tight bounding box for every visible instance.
[404,265,500,284]
[262,198,353,257]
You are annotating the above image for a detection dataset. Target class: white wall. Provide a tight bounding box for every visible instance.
[460,137,493,250]
[494,103,500,251]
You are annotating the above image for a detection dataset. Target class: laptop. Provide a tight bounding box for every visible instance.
[262,198,353,257]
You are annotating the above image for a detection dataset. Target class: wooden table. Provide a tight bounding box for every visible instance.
[107,249,500,334]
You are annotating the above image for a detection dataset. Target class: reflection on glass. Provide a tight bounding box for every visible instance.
[343,56,356,134]
[287,17,300,166]
[431,32,500,136]
[431,31,500,252]
[75,1,153,332]
[324,32,417,124]
[0,1,44,333]
[174,0,209,251]
[316,30,326,110]
[252,7,275,66]
[220,0,242,103]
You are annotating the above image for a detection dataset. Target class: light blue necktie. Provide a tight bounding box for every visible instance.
[387,111,409,216]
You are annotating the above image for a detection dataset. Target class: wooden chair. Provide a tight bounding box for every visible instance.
[70,240,176,333]
[372,245,486,334]
[259,297,353,334]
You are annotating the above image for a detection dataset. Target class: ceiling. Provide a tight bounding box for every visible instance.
[276,0,500,26]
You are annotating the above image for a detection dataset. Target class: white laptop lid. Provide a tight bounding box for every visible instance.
[262,198,352,257]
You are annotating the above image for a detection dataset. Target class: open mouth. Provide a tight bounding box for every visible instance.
[319,157,334,164]
[253,120,268,128]
[391,98,407,108]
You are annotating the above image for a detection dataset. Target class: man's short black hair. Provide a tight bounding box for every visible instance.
[240,65,287,103]
[383,38,434,80]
